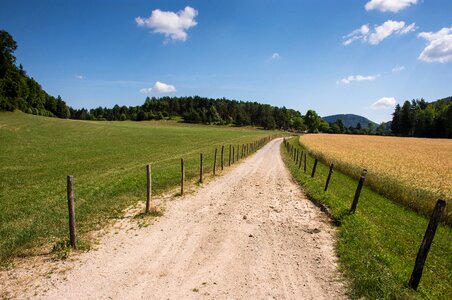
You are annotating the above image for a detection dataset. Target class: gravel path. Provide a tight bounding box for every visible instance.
[4,138,348,299]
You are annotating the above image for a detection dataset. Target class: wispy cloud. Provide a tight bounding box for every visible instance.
[343,20,416,46]
[140,81,177,94]
[392,65,405,72]
[371,97,397,109]
[338,74,379,85]
[418,26,452,63]
[136,6,198,43]
[75,75,83,80]
[365,0,418,13]
[271,53,281,60]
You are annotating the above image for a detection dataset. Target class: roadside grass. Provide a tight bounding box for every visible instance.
[282,137,452,299]
[0,111,278,263]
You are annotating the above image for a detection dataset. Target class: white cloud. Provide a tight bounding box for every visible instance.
[371,97,397,109]
[365,0,418,13]
[136,6,198,42]
[140,81,177,94]
[343,20,416,45]
[343,25,370,46]
[271,53,281,60]
[392,65,405,72]
[140,88,153,94]
[418,27,452,63]
[75,75,83,80]
[338,74,379,85]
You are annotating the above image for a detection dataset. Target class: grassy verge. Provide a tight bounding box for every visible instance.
[0,111,279,263]
[282,137,452,299]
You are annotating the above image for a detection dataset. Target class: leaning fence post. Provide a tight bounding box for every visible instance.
[221,145,224,170]
[409,199,446,290]
[180,158,185,195]
[324,164,334,191]
[146,165,152,213]
[199,154,203,183]
[67,175,77,249]
[311,158,318,177]
[350,169,367,213]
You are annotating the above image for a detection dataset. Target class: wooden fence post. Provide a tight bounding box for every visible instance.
[180,158,185,195]
[213,148,217,175]
[232,146,235,164]
[304,152,307,173]
[298,151,303,169]
[311,158,318,177]
[409,199,446,290]
[199,153,203,183]
[236,145,239,161]
[221,145,224,170]
[296,149,299,164]
[324,164,334,191]
[146,165,152,213]
[350,169,367,213]
[229,144,232,166]
[67,175,77,249]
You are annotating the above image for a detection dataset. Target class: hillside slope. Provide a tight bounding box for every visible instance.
[323,114,378,128]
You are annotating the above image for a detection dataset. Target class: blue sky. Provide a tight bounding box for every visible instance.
[1,0,451,123]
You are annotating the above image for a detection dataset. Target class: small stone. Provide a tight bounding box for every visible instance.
[249,234,254,238]
[243,215,247,220]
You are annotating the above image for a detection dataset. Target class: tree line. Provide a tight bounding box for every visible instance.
[391,97,452,138]
[0,31,71,118]
[71,97,306,130]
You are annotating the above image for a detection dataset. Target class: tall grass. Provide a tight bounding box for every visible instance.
[0,111,278,263]
[300,134,451,224]
[282,137,452,299]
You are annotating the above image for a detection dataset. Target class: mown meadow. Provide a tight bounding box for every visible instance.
[0,111,278,263]
[282,137,451,299]
[300,134,452,224]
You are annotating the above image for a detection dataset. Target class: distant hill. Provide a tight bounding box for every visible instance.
[323,114,378,128]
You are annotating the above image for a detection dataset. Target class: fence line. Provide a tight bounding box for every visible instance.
[63,135,278,254]
[282,137,447,290]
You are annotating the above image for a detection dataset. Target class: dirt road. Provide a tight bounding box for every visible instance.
[8,138,347,299]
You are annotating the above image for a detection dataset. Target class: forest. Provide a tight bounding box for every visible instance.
[0,31,71,118]
[391,97,452,138]
[70,97,306,130]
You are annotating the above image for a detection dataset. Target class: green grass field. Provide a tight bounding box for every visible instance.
[0,111,278,263]
[282,137,452,299]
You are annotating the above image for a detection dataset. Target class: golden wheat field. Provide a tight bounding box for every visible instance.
[300,134,452,221]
